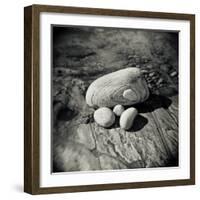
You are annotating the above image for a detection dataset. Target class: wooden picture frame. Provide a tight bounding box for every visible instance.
[24,4,195,194]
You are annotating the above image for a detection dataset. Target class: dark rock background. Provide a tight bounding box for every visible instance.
[52,26,179,172]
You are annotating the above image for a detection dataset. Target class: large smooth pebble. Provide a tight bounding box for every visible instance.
[113,105,125,116]
[120,107,138,130]
[86,67,149,108]
[94,107,115,128]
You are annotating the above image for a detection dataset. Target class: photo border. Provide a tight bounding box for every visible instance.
[24,4,195,194]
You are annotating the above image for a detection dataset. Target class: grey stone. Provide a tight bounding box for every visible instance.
[94,107,115,128]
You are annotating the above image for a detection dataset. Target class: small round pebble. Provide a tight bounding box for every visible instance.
[94,107,115,128]
[113,105,125,116]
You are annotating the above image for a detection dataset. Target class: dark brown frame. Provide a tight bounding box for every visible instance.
[24,4,195,195]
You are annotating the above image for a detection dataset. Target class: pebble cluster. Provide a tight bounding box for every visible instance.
[141,66,178,93]
[94,105,138,130]
[86,68,148,130]
[142,70,164,91]
[86,62,178,130]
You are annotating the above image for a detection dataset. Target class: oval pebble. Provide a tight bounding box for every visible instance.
[120,107,138,130]
[157,78,163,85]
[113,105,125,116]
[149,72,155,77]
[86,68,149,108]
[94,107,115,128]
[170,71,177,77]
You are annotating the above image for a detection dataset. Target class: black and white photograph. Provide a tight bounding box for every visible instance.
[52,25,179,173]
